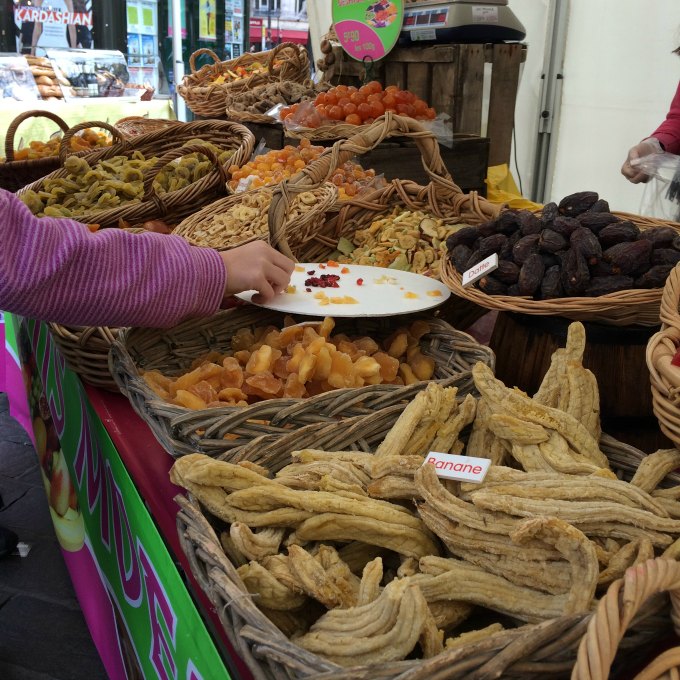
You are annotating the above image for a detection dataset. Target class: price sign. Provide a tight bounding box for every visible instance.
[332,0,404,62]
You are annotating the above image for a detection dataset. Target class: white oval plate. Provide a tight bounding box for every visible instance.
[235,263,451,317]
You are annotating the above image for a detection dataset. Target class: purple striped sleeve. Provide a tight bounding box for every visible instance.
[0,189,225,328]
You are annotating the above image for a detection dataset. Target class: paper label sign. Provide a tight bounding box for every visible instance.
[461,253,499,287]
[424,452,491,483]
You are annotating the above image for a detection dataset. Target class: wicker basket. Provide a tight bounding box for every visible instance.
[173,182,338,252]
[572,558,680,680]
[175,422,677,680]
[114,116,182,137]
[18,119,255,229]
[109,306,495,458]
[0,110,70,192]
[646,264,680,448]
[178,44,311,119]
[441,210,680,327]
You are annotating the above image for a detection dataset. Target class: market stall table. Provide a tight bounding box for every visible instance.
[1,314,252,680]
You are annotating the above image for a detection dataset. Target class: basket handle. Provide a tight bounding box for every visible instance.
[659,264,680,330]
[268,112,460,258]
[5,110,70,162]
[189,48,221,74]
[141,143,228,210]
[572,558,680,680]
[267,42,303,76]
[58,120,128,166]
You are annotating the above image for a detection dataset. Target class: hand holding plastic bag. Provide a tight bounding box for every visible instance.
[622,137,664,183]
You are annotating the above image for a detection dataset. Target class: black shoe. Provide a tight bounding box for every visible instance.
[0,525,18,558]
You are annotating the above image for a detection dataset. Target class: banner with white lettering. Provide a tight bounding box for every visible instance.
[15,1,93,55]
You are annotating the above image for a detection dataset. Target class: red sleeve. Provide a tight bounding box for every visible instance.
[651,81,680,154]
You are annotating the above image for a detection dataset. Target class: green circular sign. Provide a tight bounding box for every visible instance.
[332,0,404,62]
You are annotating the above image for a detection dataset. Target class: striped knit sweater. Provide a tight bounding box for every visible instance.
[0,189,225,328]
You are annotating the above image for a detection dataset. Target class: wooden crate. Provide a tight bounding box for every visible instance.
[324,42,526,167]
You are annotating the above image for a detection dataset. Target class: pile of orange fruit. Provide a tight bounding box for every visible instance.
[3,128,111,162]
[228,138,378,198]
[279,81,437,128]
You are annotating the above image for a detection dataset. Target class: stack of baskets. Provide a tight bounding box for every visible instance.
[109,306,495,458]
[178,43,311,119]
[23,118,255,392]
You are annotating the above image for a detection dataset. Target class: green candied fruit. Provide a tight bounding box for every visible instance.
[20,189,44,215]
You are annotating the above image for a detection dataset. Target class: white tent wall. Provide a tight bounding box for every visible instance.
[515,0,680,213]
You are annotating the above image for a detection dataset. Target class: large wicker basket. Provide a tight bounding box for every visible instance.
[172,182,338,252]
[109,306,495,458]
[175,415,678,680]
[266,113,500,329]
[441,210,680,327]
[0,110,71,193]
[114,116,182,137]
[18,118,255,229]
[646,264,680,448]
[178,44,311,118]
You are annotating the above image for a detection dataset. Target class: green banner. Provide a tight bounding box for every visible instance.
[7,315,228,680]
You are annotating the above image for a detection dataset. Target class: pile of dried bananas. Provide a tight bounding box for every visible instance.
[20,139,235,218]
[335,207,472,277]
[170,321,680,667]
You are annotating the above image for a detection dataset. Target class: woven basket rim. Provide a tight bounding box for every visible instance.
[109,307,495,459]
[440,208,680,327]
[175,425,674,680]
[16,119,255,228]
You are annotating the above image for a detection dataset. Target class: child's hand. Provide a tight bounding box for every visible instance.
[220,241,295,304]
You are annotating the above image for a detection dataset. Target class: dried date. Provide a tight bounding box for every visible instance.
[585,276,634,296]
[539,229,567,253]
[551,216,581,237]
[559,191,599,217]
[639,227,679,248]
[512,234,540,264]
[598,221,640,249]
[603,240,652,276]
[478,233,509,258]
[540,202,559,225]
[577,211,619,234]
[586,198,610,213]
[495,211,522,235]
[634,264,674,289]
[446,226,480,250]
[494,260,521,284]
[517,210,543,235]
[478,275,508,295]
[652,249,680,266]
[450,245,473,274]
[570,227,602,265]
[517,254,545,297]
[540,265,563,299]
[561,249,590,296]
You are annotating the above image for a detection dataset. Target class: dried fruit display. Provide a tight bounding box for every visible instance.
[169,321,680,668]
[447,191,680,298]
[335,207,472,278]
[228,138,379,198]
[19,140,235,218]
[1,127,111,162]
[280,81,436,128]
[224,80,329,116]
[142,316,437,407]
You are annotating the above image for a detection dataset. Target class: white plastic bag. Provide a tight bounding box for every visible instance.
[634,150,680,221]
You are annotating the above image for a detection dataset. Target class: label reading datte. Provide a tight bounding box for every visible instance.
[461,253,498,287]
[424,452,491,483]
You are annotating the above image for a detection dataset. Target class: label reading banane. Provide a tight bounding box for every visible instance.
[424,452,491,483]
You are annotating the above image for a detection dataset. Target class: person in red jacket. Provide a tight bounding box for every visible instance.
[622,47,680,183]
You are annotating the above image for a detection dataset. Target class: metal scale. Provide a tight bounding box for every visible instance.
[399,0,526,45]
